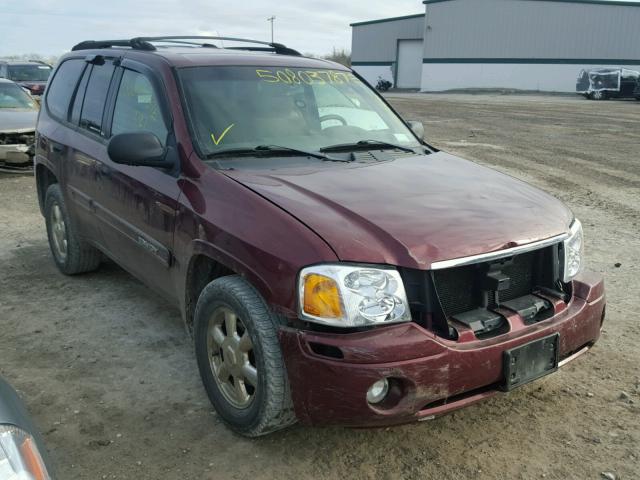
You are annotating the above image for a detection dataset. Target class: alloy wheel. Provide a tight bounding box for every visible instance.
[206,306,258,409]
[50,203,68,261]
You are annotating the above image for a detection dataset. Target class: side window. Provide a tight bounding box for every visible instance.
[45,59,86,121]
[79,62,116,135]
[111,70,167,144]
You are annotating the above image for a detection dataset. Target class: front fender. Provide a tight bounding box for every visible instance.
[173,168,338,323]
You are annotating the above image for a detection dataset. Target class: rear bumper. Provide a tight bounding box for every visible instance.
[279,271,605,427]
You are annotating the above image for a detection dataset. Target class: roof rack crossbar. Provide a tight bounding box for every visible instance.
[71,36,301,56]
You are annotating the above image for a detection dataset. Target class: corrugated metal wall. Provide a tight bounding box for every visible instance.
[351,15,425,64]
[424,0,640,60]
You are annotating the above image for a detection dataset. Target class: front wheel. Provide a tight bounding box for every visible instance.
[590,90,608,100]
[194,276,296,437]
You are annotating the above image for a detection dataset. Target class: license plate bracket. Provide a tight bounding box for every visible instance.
[502,333,559,391]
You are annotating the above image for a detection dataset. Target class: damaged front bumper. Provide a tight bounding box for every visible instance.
[0,130,35,173]
[279,271,605,427]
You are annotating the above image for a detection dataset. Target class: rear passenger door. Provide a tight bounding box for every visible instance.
[64,56,117,244]
[92,60,181,298]
[39,56,104,244]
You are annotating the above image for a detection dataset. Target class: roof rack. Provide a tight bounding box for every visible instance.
[71,36,301,56]
[71,39,155,51]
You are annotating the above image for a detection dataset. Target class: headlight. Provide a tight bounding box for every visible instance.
[298,264,411,327]
[0,425,51,480]
[562,219,584,282]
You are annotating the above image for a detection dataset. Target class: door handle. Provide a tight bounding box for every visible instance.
[51,143,65,154]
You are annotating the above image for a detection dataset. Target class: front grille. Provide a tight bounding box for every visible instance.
[399,243,565,339]
[0,131,35,146]
[433,251,536,317]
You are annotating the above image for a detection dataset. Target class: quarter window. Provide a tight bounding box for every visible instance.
[111,70,167,144]
[45,59,86,121]
[79,62,116,135]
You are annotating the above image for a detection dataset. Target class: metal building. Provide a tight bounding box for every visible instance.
[351,0,640,92]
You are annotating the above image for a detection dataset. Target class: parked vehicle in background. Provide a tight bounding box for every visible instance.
[576,67,640,100]
[0,376,53,479]
[0,60,53,98]
[35,36,605,437]
[0,79,38,173]
[634,80,640,100]
[376,76,392,91]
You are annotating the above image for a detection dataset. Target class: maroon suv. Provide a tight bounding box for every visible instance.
[34,37,605,437]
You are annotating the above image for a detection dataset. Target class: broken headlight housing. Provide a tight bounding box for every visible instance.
[562,219,584,283]
[298,264,411,328]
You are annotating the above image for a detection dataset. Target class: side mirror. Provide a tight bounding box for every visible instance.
[406,120,425,141]
[107,132,172,168]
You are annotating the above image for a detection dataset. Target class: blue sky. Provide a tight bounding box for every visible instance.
[0,0,636,57]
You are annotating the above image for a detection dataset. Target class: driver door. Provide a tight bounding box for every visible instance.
[93,60,181,298]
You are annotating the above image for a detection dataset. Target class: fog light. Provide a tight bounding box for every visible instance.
[366,378,389,404]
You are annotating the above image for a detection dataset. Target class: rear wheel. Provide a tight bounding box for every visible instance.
[590,90,608,100]
[194,275,296,437]
[44,184,101,275]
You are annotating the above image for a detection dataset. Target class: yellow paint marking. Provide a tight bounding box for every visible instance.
[211,124,235,145]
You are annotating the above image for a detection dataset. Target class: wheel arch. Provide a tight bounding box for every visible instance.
[35,163,58,216]
[183,241,276,333]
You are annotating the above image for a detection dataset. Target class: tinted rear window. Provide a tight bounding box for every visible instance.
[79,63,116,135]
[46,59,86,120]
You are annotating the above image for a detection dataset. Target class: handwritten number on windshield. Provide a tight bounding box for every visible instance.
[256,69,358,86]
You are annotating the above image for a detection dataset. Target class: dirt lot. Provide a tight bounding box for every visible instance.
[1,93,638,479]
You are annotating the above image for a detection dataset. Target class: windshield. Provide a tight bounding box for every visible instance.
[7,64,52,82]
[0,82,37,109]
[179,66,420,156]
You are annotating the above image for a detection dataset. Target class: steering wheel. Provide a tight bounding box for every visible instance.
[320,114,348,127]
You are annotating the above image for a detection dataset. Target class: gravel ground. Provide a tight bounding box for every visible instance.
[0,93,638,479]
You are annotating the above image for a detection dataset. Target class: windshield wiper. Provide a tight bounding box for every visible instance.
[206,145,350,162]
[320,140,416,153]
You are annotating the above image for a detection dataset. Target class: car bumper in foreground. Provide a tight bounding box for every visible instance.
[280,271,605,427]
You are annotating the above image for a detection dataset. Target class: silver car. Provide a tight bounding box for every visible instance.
[0,78,38,173]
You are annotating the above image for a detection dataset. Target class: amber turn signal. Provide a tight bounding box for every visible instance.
[303,273,344,319]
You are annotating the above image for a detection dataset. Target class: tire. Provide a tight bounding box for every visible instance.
[194,275,296,437]
[44,184,101,275]
[590,90,608,100]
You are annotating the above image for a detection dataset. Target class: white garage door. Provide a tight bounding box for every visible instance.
[396,40,423,89]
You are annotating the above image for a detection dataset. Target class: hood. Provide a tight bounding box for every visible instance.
[0,109,38,132]
[223,152,573,269]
